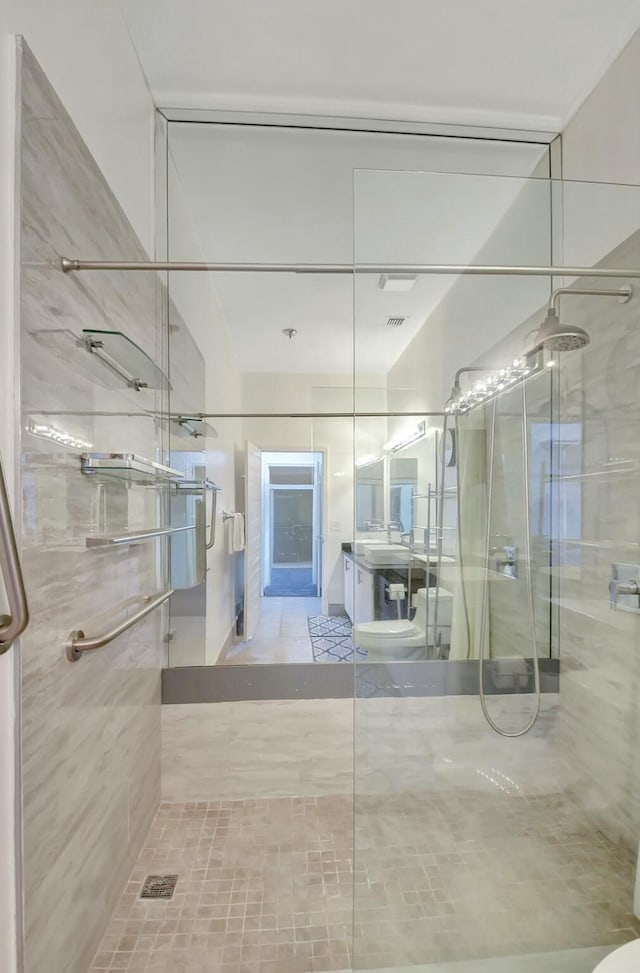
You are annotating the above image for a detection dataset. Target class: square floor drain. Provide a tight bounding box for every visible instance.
[140,874,178,899]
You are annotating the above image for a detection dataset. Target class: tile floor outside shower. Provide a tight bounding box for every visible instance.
[224,596,322,664]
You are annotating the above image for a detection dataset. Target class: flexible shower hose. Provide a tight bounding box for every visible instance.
[454,380,541,737]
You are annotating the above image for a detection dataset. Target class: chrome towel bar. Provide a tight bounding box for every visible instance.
[66,588,174,662]
[0,454,29,654]
[86,525,196,547]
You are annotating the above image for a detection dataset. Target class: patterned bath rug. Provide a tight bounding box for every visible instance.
[307,614,367,662]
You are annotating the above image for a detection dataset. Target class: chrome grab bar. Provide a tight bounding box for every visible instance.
[66,588,174,662]
[206,488,218,551]
[0,454,29,653]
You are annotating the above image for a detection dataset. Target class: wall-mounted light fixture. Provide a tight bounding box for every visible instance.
[383,420,431,452]
[355,454,383,469]
[445,356,545,415]
[27,418,93,451]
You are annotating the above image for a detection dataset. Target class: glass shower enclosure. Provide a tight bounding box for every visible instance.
[352,170,640,970]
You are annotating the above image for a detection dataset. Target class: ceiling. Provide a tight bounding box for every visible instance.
[167,125,549,374]
[119,1,640,375]
[119,0,640,131]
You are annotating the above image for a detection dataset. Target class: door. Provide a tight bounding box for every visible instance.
[271,488,314,565]
[244,441,262,640]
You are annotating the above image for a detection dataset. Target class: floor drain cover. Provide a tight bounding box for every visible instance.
[140,874,178,899]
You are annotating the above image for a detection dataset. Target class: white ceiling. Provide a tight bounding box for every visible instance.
[167,125,549,373]
[120,0,640,375]
[120,0,640,131]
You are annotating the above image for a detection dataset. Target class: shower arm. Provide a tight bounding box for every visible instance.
[547,284,632,313]
[449,365,499,401]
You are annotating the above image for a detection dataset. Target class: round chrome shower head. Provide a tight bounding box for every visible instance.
[535,309,590,352]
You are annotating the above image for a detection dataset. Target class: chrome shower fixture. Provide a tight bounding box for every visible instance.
[527,284,632,354]
[446,284,633,415]
[532,309,590,352]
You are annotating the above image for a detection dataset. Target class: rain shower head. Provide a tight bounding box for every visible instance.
[445,285,632,416]
[527,284,633,356]
[532,308,591,352]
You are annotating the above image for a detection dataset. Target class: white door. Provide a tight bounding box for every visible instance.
[244,441,262,640]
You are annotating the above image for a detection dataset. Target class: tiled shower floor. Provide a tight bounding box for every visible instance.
[354,790,640,968]
[89,797,353,973]
[89,791,640,972]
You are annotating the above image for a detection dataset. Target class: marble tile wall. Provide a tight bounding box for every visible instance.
[470,224,640,854]
[19,44,166,973]
[469,367,557,662]
[161,699,354,802]
[166,301,208,666]
[552,230,640,851]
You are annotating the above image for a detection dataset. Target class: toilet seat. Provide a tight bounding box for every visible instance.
[593,939,640,971]
[356,619,417,640]
[353,586,454,660]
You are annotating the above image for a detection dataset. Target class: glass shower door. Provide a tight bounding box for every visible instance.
[353,170,640,971]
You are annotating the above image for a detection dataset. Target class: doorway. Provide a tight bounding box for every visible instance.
[261,451,324,597]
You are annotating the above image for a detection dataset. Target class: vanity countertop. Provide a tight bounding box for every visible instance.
[344,550,454,571]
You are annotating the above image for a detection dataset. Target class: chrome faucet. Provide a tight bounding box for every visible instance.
[609,578,640,609]
[386,520,402,544]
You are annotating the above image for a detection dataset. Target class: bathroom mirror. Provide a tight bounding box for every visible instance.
[389,456,417,533]
[355,458,385,532]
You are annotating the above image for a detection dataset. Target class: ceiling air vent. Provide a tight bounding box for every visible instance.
[386,316,405,328]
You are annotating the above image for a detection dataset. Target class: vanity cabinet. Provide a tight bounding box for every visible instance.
[343,553,374,624]
[355,564,375,624]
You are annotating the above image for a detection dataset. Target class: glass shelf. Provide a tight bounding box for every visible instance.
[83,330,171,393]
[172,478,220,493]
[80,453,184,485]
[29,327,171,394]
[546,462,639,482]
[172,416,218,439]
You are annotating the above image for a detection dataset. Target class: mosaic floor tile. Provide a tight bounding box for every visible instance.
[89,789,640,972]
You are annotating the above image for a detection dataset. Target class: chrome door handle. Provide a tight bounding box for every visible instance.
[0,454,29,653]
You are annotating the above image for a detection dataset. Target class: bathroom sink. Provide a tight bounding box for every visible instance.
[363,544,410,564]
[352,538,388,554]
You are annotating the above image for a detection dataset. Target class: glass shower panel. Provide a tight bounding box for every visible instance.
[163,414,354,667]
[353,170,640,972]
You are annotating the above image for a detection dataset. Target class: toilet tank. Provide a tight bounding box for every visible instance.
[413,586,454,629]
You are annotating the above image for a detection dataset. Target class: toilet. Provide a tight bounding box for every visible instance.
[354,586,453,661]
[593,940,640,972]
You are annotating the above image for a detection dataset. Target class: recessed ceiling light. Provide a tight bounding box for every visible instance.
[378,274,417,293]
